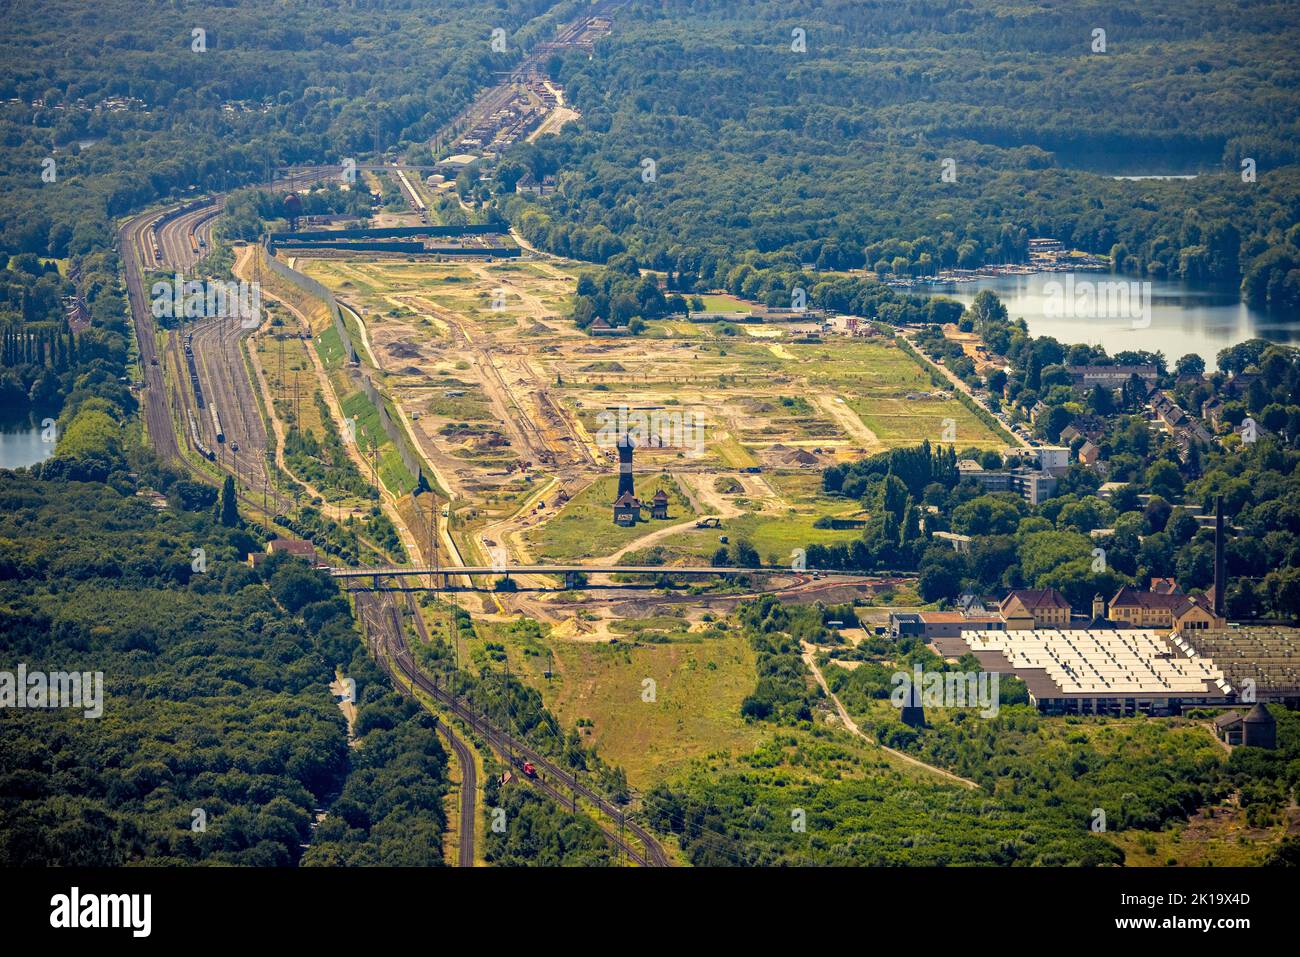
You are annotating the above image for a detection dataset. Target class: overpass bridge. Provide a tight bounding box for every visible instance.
[330,563,903,590]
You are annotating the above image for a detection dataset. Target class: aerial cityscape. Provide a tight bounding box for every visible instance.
[1,0,1297,936]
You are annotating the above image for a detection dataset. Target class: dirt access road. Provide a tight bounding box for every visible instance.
[801,643,981,791]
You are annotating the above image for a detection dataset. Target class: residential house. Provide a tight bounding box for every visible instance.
[250,537,318,568]
[1201,397,1227,431]
[1106,585,1225,631]
[999,588,1072,630]
[1066,365,1159,390]
[1223,372,1260,399]
[1060,415,1106,445]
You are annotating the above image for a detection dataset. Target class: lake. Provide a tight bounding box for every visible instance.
[914,272,1299,369]
[0,424,55,470]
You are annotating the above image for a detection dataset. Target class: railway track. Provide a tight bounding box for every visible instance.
[183,313,272,493]
[122,186,310,506]
[119,208,183,466]
[403,592,476,867]
[391,166,428,222]
[353,588,669,867]
[430,0,626,158]
[157,200,223,271]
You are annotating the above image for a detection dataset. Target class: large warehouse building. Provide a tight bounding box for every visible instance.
[958,627,1233,715]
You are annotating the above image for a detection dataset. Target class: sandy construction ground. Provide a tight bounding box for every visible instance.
[293,255,989,615]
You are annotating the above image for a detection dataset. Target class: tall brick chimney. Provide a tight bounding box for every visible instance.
[617,434,635,498]
[1213,494,1226,619]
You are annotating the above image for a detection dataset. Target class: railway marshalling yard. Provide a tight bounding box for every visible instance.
[253,249,1006,784]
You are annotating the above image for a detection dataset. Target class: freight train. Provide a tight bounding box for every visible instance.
[183,333,204,409]
[188,410,215,461]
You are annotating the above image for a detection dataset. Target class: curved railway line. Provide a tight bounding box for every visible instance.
[404,592,476,867]
[353,588,670,866]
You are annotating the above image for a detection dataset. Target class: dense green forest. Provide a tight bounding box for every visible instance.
[0,249,133,431]
[0,0,587,259]
[482,779,613,866]
[504,0,1300,315]
[302,695,450,866]
[0,472,451,865]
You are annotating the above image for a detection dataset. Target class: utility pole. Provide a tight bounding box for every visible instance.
[427,493,438,591]
[450,577,460,673]
[278,314,285,405]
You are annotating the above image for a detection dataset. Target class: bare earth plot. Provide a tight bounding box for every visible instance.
[294,253,1000,575]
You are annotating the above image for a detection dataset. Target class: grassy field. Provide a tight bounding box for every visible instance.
[253,318,327,438]
[632,509,863,566]
[712,433,760,468]
[764,471,849,508]
[424,600,766,788]
[423,384,492,421]
[848,395,1001,449]
[314,320,348,369]
[1105,800,1296,866]
[499,623,769,786]
[693,294,754,314]
[522,473,697,561]
[339,391,417,495]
